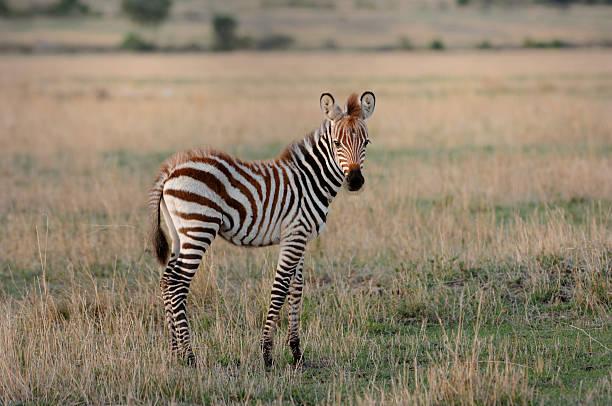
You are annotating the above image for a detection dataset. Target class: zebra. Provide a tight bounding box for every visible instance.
[149,91,376,368]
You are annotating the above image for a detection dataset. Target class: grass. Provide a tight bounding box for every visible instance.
[0,50,611,404]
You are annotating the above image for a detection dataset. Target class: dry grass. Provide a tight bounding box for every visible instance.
[0,50,610,404]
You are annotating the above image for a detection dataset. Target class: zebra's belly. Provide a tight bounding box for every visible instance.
[218,219,282,247]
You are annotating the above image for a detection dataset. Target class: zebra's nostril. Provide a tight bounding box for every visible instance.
[347,169,364,190]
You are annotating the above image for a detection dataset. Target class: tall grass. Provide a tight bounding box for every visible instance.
[0,50,610,403]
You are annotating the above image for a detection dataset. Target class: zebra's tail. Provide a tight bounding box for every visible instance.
[149,169,170,265]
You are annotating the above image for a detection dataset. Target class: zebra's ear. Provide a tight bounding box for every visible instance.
[320,92,343,121]
[360,91,376,120]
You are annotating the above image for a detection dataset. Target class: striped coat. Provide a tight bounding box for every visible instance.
[149,92,376,367]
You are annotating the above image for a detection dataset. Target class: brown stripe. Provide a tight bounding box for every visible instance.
[179,226,217,235]
[168,167,248,230]
[204,159,259,236]
[204,155,264,202]
[165,189,224,213]
[174,211,220,224]
[181,242,209,251]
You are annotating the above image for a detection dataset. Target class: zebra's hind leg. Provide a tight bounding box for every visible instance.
[171,226,219,365]
[287,257,305,365]
[160,255,179,354]
[261,236,306,369]
[159,199,181,355]
[163,206,220,365]
[168,250,203,365]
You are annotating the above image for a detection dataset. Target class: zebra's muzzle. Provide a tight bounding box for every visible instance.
[346,169,364,191]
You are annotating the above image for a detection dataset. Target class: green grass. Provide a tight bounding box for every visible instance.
[2,224,609,403]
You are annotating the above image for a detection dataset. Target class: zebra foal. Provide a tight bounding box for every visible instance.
[149,91,376,368]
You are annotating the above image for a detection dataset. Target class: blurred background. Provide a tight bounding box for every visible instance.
[1,0,611,52]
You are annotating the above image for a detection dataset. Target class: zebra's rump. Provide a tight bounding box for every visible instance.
[159,148,296,247]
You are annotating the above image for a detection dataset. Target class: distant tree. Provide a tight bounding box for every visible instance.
[546,0,571,6]
[120,32,156,51]
[122,0,172,25]
[429,38,445,51]
[477,39,493,49]
[47,0,90,16]
[212,14,238,51]
[0,0,9,17]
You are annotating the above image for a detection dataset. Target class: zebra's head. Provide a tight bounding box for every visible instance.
[320,91,376,192]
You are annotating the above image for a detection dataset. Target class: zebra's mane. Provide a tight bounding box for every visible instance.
[156,123,328,178]
[277,125,325,163]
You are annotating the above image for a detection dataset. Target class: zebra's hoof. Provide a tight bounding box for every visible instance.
[261,340,273,370]
[180,352,196,367]
[289,340,302,366]
[291,354,304,367]
[263,360,274,372]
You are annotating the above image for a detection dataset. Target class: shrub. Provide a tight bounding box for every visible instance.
[429,38,445,51]
[46,0,89,15]
[122,0,171,25]
[523,38,571,49]
[398,36,414,50]
[120,32,156,51]
[212,14,238,51]
[477,40,492,49]
[322,38,338,50]
[0,0,91,17]
[0,0,10,16]
[256,34,294,50]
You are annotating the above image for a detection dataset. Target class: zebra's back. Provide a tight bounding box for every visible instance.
[160,148,299,247]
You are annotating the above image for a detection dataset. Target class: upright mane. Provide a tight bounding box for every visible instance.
[345,93,361,119]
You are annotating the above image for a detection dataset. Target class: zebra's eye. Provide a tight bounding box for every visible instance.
[334,140,341,147]
[364,139,371,146]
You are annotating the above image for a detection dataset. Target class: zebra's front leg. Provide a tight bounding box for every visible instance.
[261,236,306,369]
[287,257,305,365]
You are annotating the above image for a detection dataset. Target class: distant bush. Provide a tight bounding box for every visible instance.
[429,38,445,51]
[398,36,414,50]
[0,0,90,17]
[322,38,338,50]
[211,14,254,51]
[523,38,571,48]
[262,0,335,8]
[477,40,493,49]
[47,0,89,15]
[0,0,9,16]
[543,0,572,6]
[256,34,294,50]
[120,32,156,51]
[122,0,171,25]
[212,14,239,51]
[459,0,612,6]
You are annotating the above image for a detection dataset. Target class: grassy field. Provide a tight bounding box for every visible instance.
[0,50,611,404]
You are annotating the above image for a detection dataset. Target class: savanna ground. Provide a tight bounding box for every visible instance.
[0,50,610,404]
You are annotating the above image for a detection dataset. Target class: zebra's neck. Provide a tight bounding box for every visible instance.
[284,120,345,205]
